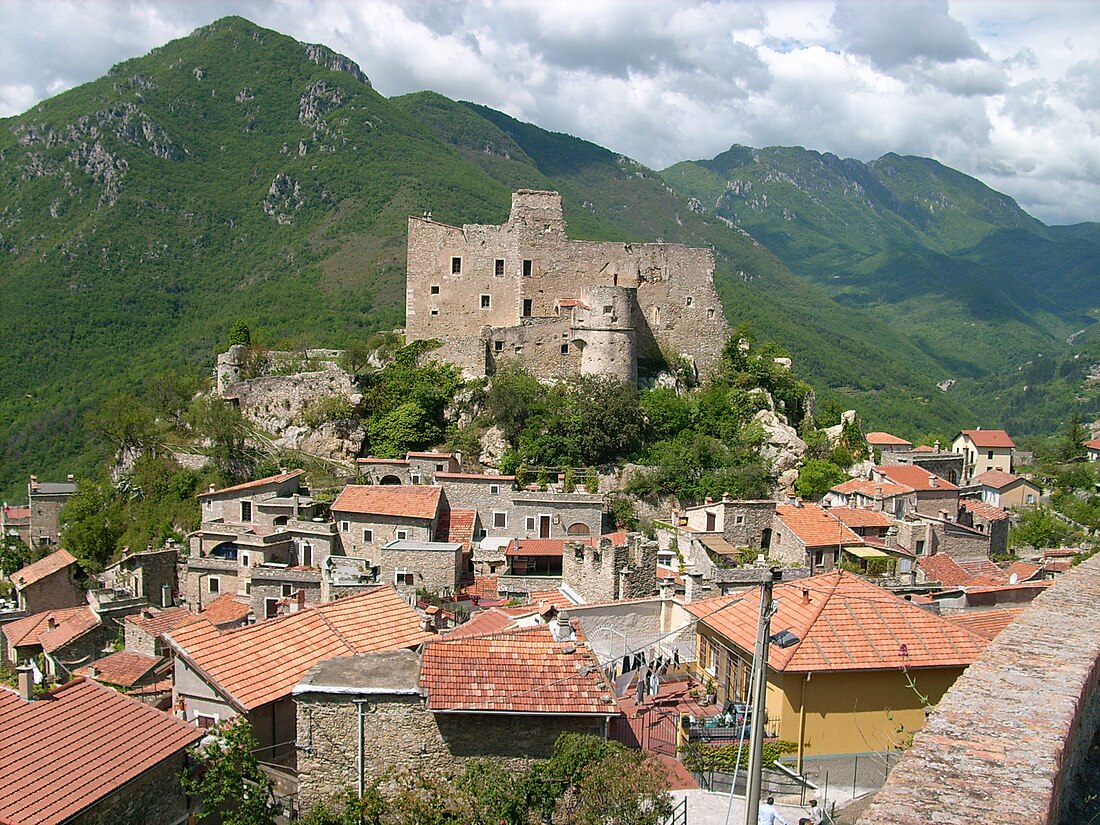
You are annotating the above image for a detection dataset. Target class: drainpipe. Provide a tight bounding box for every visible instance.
[797,672,811,774]
[355,699,368,799]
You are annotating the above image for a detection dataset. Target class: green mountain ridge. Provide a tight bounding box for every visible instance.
[0,16,1092,498]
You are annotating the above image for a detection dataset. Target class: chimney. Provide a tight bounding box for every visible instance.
[802,588,811,605]
[17,666,33,701]
[929,476,939,488]
[293,493,300,520]
[208,484,216,493]
[420,616,434,633]
[161,583,172,609]
[933,440,941,451]
[705,496,714,504]
[67,474,74,482]
[47,617,57,630]
[88,665,97,679]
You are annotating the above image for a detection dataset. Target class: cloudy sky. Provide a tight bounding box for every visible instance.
[1,0,1097,225]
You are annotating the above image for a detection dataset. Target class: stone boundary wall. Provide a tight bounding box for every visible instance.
[857,553,1100,825]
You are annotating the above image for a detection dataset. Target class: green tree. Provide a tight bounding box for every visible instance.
[183,720,279,825]
[86,393,160,458]
[1057,410,1086,463]
[794,459,849,500]
[1010,507,1074,550]
[187,397,255,483]
[560,750,672,825]
[60,478,128,572]
[0,535,33,576]
[227,320,252,348]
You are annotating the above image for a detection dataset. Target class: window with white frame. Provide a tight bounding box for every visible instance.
[240,552,249,567]
[411,473,421,484]
[734,515,745,526]
[195,713,219,729]
[525,516,536,532]
[340,520,350,532]
[281,584,294,597]
[395,568,414,586]
[493,512,507,529]
[490,484,500,495]
[396,529,409,541]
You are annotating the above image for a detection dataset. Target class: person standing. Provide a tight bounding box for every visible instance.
[759,796,788,825]
[798,799,824,825]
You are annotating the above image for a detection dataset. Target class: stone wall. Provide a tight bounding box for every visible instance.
[19,566,85,614]
[124,622,159,657]
[856,553,1100,825]
[406,190,729,383]
[225,369,358,434]
[377,545,462,597]
[71,752,193,825]
[561,534,658,603]
[179,558,240,610]
[295,692,606,810]
[250,576,322,619]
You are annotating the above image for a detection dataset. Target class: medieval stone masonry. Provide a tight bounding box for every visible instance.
[406,190,730,382]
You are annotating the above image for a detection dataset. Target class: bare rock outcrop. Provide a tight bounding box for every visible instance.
[754,408,807,477]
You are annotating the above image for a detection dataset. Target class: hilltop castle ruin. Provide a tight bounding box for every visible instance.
[405,190,729,382]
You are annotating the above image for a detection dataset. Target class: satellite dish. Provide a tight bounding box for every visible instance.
[1009,573,1018,584]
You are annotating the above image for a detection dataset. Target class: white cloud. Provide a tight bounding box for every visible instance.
[0,0,1097,225]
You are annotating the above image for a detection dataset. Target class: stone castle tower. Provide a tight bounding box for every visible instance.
[405,190,729,382]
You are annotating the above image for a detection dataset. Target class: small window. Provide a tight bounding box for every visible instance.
[340,521,350,532]
[603,305,613,315]
[495,258,505,277]
[480,294,491,309]
[915,540,926,554]
[734,515,745,526]
[813,550,824,568]
[240,552,249,567]
[204,499,212,510]
[592,550,601,564]
[561,344,569,355]
[244,582,251,595]
[196,713,219,729]
[523,299,533,317]
[208,576,220,594]
[436,463,445,472]
[493,512,507,529]
[707,308,715,320]
[430,308,439,316]
[395,569,414,586]
[265,598,279,619]
[363,528,373,542]
[396,529,409,541]
[685,296,693,307]
[987,450,994,459]
[525,516,536,532]
[411,473,421,484]
[522,259,532,277]
[281,584,294,597]
[451,256,462,274]
[574,547,585,561]
[430,284,440,294]
[240,501,252,522]
[490,484,500,495]
[494,340,504,353]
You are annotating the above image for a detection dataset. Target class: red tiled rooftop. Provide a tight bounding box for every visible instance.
[828,507,894,529]
[958,429,1015,449]
[199,593,252,627]
[435,509,476,551]
[526,589,576,609]
[1002,560,1042,582]
[442,607,535,640]
[165,587,434,710]
[2,607,86,650]
[946,607,1028,640]
[2,505,30,520]
[40,607,101,653]
[1085,438,1100,451]
[125,606,195,638]
[0,678,201,825]
[972,469,1025,489]
[75,650,164,688]
[421,624,615,714]
[831,478,914,498]
[331,484,442,519]
[960,499,1009,522]
[917,554,974,587]
[406,451,454,459]
[686,571,988,672]
[11,548,78,588]
[874,466,958,491]
[775,504,862,548]
[506,538,566,557]
[200,469,302,497]
[357,457,409,465]
[866,431,912,446]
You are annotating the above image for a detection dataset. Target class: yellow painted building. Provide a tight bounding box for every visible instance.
[688,571,986,768]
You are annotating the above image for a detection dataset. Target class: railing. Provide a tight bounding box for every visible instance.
[663,796,687,825]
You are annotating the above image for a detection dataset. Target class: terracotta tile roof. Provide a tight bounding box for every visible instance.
[686,571,987,672]
[125,606,195,638]
[2,505,30,520]
[526,589,577,609]
[200,469,302,497]
[866,431,912,446]
[199,593,252,627]
[0,678,201,825]
[11,548,78,589]
[406,451,453,459]
[464,575,500,600]
[972,469,1025,489]
[2,607,86,650]
[590,530,629,546]
[165,587,434,710]
[917,554,973,587]
[657,566,685,585]
[435,508,477,551]
[831,479,914,497]
[442,607,534,640]
[960,499,1009,522]
[873,466,958,491]
[75,650,164,688]
[557,299,591,309]
[435,472,517,481]
[40,607,102,653]
[421,624,616,714]
[957,559,1009,587]
[331,484,442,519]
[958,429,1015,448]
[1085,438,1100,451]
[775,504,862,548]
[945,608,1028,641]
[828,507,894,529]
[913,445,936,452]
[1002,561,1042,582]
[506,538,566,557]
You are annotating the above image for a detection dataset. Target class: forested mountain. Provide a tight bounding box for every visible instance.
[0,16,1093,498]
[661,147,1100,435]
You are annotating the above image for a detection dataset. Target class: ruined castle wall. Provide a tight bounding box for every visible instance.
[227,369,357,433]
[488,317,578,381]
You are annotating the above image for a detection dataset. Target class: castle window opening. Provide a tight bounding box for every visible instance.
[523,299,533,317]
[708,308,715,320]
[495,258,505,277]
[494,340,504,353]
[451,256,462,274]
[686,296,693,307]
[652,306,660,325]
[574,547,585,560]
[493,511,507,529]
[480,294,491,309]
[603,305,613,315]
[430,309,439,316]
[396,529,409,540]
[363,529,373,543]
[430,284,440,294]
[522,259,533,277]
[561,344,569,355]
[240,501,252,522]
